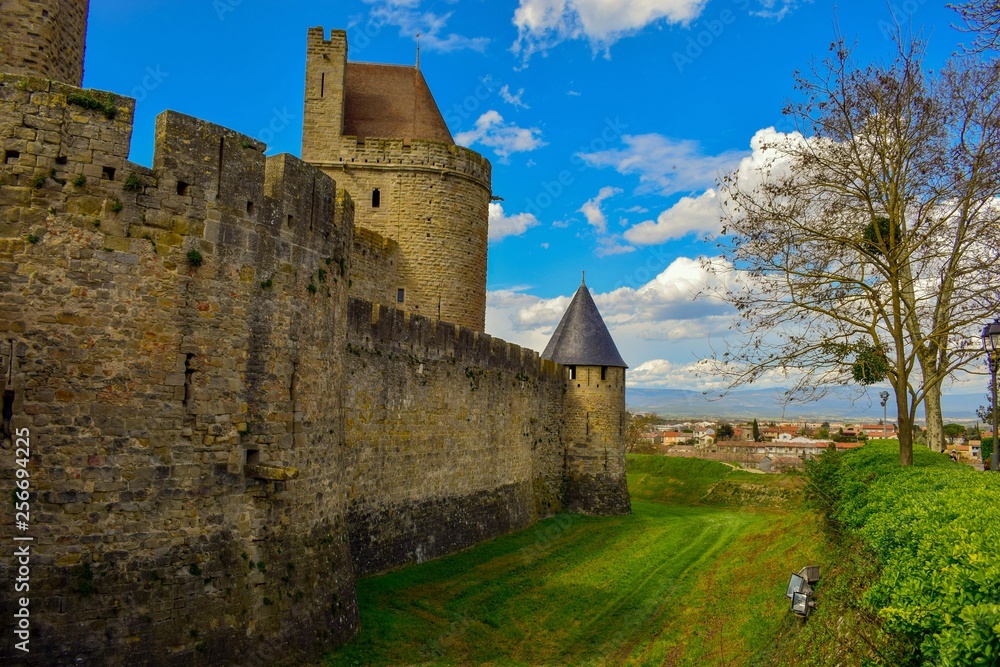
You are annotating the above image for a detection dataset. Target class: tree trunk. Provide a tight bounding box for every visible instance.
[896,387,914,466]
[923,380,945,452]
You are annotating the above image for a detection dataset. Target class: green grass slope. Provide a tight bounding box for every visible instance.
[325,456,827,667]
[627,454,804,508]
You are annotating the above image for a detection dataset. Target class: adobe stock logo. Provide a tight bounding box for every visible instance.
[129,65,169,102]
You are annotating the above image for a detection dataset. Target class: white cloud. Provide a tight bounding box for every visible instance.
[628,358,728,390]
[578,133,748,196]
[499,84,530,109]
[596,236,636,257]
[567,90,582,96]
[489,202,540,242]
[619,127,806,245]
[624,190,723,244]
[455,110,547,162]
[578,186,622,233]
[513,0,710,59]
[751,0,801,20]
[364,0,489,53]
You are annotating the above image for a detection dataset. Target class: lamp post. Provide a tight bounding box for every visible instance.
[879,391,890,440]
[982,319,1000,472]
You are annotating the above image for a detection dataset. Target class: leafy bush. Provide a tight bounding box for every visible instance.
[803,446,843,521]
[820,442,1000,665]
[123,173,143,192]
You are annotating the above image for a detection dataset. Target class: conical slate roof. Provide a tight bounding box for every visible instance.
[541,279,627,368]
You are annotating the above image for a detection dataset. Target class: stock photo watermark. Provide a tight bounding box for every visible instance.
[11,425,32,654]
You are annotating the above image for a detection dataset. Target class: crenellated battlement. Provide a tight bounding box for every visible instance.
[313,136,492,189]
[0,75,350,265]
[346,297,563,381]
[306,26,348,58]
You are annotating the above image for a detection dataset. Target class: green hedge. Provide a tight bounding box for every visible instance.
[813,442,1000,665]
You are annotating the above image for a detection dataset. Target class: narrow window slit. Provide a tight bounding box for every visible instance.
[2,340,14,441]
[183,354,195,410]
[215,138,224,198]
[289,362,299,446]
[101,166,116,181]
[309,177,316,230]
[176,181,190,196]
[3,150,18,165]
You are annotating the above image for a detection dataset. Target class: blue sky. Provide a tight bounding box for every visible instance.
[82,0,972,395]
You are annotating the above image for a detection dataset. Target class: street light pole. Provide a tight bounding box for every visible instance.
[879,391,890,440]
[990,358,1000,470]
[981,320,1000,472]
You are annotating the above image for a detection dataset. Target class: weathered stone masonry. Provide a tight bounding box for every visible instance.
[343,299,565,575]
[0,76,359,666]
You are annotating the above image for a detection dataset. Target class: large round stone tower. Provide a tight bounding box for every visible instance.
[0,0,89,86]
[543,278,631,515]
[301,28,491,331]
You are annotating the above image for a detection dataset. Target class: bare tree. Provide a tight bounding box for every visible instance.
[624,411,663,454]
[950,0,1000,54]
[704,38,1000,465]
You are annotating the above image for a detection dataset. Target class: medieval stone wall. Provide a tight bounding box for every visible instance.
[0,0,89,86]
[0,76,359,666]
[349,225,399,306]
[342,298,565,575]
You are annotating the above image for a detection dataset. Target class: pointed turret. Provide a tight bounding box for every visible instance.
[542,277,627,368]
[545,277,630,516]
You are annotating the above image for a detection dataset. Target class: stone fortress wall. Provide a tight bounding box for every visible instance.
[0,76,360,665]
[0,6,629,665]
[343,299,566,575]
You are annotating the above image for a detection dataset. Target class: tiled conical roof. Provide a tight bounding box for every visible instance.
[541,278,627,368]
[343,63,453,144]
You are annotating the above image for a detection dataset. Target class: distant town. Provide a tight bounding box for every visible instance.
[629,415,992,472]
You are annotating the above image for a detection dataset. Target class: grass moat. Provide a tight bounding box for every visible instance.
[325,455,831,666]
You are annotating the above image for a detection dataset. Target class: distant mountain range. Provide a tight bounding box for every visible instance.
[626,387,988,423]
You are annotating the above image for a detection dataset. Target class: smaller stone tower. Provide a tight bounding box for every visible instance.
[0,0,90,86]
[543,277,631,515]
